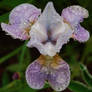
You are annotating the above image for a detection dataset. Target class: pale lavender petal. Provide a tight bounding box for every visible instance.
[61,5,89,26]
[73,25,90,42]
[1,3,41,40]
[26,59,47,89]
[1,23,29,40]
[61,5,89,42]
[9,3,41,24]
[27,2,73,56]
[48,60,70,91]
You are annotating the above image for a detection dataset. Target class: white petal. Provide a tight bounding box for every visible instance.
[27,2,73,56]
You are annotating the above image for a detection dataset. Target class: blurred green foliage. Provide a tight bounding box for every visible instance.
[0,0,92,92]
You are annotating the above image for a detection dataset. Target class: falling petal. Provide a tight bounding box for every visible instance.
[48,58,70,91]
[1,23,29,40]
[26,54,70,91]
[26,59,47,89]
[61,5,89,42]
[73,25,90,42]
[1,3,41,40]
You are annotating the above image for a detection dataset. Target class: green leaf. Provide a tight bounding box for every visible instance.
[19,86,36,92]
[19,41,29,64]
[0,13,9,23]
[81,36,92,63]
[6,64,26,72]
[0,80,36,92]
[24,49,31,64]
[80,64,92,87]
[0,41,29,64]
[68,56,80,79]
[2,72,10,86]
[0,80,22,92]
[0,45,22,64]
[44,82,50,88]
[68,80,92,92]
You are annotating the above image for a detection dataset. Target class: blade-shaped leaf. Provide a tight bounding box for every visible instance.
[80,63,92,87]
[0,80,36,92]
[68,80,92,92]
[6,64,26,72]
[19,41,28,65]
[0,45,22,64]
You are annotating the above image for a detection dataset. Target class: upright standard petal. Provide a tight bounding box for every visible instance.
[1,3,41,40]
[61,5,89,26]
[61,5,89,42]
[27,2,73,56]
[48,56,70,91]
[9,3,41,25]
[26,59,47,89]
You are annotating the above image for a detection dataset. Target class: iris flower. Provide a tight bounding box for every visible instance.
[1,2,89,91]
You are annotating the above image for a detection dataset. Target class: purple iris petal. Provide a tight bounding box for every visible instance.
[61,5,89,26]
[73,25,90,42]
[26,60,47,89]
[1,23,29,40]
[48,59,70,91]
[26,55,70,91]
[61,5,89,42]
[9,3,41,24]
[1,3,41,40]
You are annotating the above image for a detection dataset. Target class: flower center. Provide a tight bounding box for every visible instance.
[38,54,63,69]
[24,21,37,38]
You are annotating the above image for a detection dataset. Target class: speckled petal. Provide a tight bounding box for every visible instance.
[1,3,41,40]
[27,2,73,56]
[61,5,89,26]
[48,60,70,91]
[73,25,90,42]
[26,60,47,89]
[1,23,29,40]
[9,3,41,24]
